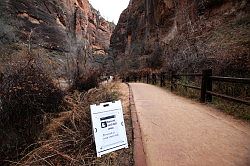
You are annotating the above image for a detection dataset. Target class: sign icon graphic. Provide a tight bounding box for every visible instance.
[101,122,107,128]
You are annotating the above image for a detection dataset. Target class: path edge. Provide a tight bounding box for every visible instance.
[126,83,147,166]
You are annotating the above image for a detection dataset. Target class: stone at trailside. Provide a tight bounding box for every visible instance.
[90,100,128,157]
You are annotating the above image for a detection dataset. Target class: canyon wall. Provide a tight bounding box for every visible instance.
[0,1,115,163]
[0,0,114,76]
[111,0,250,76]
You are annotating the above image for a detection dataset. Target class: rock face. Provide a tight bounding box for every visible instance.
[0,0,114,68]
[111,0,250,76]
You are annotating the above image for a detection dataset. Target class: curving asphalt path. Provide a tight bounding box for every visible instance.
[130,83,250,166]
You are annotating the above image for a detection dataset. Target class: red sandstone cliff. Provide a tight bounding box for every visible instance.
[111,0,250,76]
[0,0,114,56]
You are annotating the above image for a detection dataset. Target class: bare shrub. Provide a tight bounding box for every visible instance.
[17,84,120,165]
[0,58,64,164]
[0,61,64,115]
[73,69,101,92]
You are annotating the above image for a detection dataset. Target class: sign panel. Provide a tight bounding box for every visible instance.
[90,100,128,157]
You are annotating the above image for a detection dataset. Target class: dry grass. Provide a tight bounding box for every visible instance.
[0,49,133,165]
[210,97,250,121]
[6,83,132,166]
[0,58,65,165]
[139,75,250,121]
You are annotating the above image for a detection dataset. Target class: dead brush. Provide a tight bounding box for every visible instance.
[73,69,101,92]
[0,58,65,165]
[15,83,121,166]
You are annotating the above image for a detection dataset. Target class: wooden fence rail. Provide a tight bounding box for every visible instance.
[123,69,250,106]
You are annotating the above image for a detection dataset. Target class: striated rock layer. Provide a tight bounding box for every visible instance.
[111,0,250,76]
[0,0,114,73]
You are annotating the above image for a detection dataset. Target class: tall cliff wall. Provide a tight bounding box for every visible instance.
[0,0,114,75]
[111,0,250,76]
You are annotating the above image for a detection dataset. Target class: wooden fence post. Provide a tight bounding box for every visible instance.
[206,69,212,102]
[146,74,149,84]
[134,75,137,82]
[200,69,212,103]
[170,70,174,92]
[163,72,166,86]
[160,72,166,87]
[150,73,152,84]
[138,75,141,82]
[152,73,156,85]
[126,76,130,82]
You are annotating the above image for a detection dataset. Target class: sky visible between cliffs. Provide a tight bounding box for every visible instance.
[89,0,130,24]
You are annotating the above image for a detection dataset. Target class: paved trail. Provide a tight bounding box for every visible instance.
[130,83,250,166]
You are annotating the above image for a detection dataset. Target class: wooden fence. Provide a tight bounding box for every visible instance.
[122,69,250,106]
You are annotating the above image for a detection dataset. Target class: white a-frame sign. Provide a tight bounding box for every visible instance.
[90,100,128,157]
